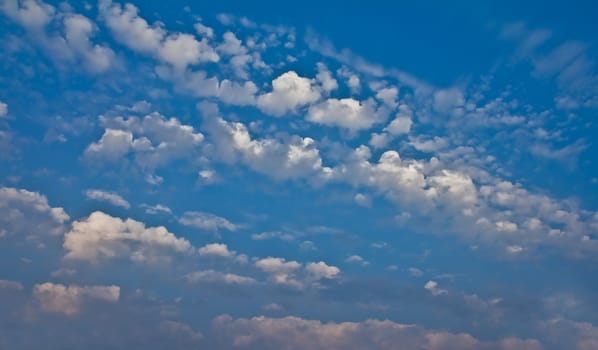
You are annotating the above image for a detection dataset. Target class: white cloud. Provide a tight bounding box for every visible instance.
[203,114,330,181]
[306,98,389,132]
[86,113,204,169]
[63,211,192,263]
[375,87,398,108]
[198,243,234,257]
[255,257,302,288]
[141,204,172,215]
[251,231,294,241]
[1,0,116,73]
[257,71,321,116]
[33,282,120,316]
[316,63,338,92]
[424,280,447,296]
[210,315,543,350]
[185,270,256,285]
[0,187,69,238]
[345,255,369,266]
[179,211,237,232]
[305,261,340,280]
[385,104,413,135]
[99,0,218,69]
[84,128,133,162]
[85,189,130,209]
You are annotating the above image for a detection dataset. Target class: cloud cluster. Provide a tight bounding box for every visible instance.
[64,211,192,263]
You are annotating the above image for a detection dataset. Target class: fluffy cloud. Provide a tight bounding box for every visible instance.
[63,211,192,263]
[0,187,69,238]
[198,243,234,257]
[210,315,543,350]
[1,0,116,72]
[85,112,204,169]
[33,282,120,316]
[255,257,302,288]
[179,211,237,232]
[306,98,389,132]
[305,261,340,280]
[85,189,130,209]
[202,113,330,181]
[99,0,218,69]
[257,71,321,116]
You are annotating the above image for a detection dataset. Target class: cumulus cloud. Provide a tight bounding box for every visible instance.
[198,243,234,257]
[305,261,340,280]
[1,0,116,72]
[306,98,389,132]
[63,211,192,263]
[33,282,120,316]
[99,0,218,69]
[210,315,543,350]
[85,112,204,169]
[257,71,321,116]
[255,257,302,288]
[85,189,130,209]
[179,211,237,232]
[0,187,69,238]
[202,113,330,181]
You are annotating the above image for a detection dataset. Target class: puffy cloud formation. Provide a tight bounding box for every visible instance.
[210,315,543,350]
[33,282,120,316]
[257,71,321,116]
[0,187,69,238]
[179,212,237,232]
[85,189,130,209]
[63,211,192,263]
[305,261,340,280]
[203,113,330,181]
[98,0,218,69]
[198,243,234,257]
[254,258,340,288]
[1,0,116,72]
[85,112,204,169]
[306,98,389,132]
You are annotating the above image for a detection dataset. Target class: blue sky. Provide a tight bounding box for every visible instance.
[1,0,597,349]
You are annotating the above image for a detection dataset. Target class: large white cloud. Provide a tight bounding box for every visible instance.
[306,98,389,132]
[85,112,204,169]
[202,112,331,181]
[99,0,218,69]
[1,0,116,73]
[0,187,69,239]
[210,315,543,350]
[257,71,321,116]
[63,211,192,263]
[33,282,120,316]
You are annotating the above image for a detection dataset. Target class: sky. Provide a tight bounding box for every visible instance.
[0,0,598,349]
